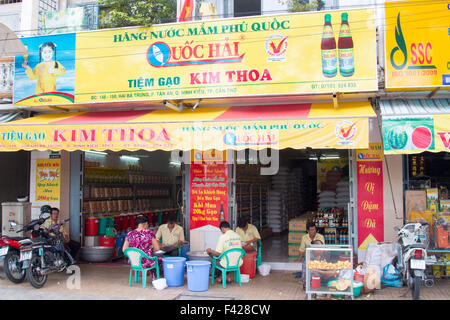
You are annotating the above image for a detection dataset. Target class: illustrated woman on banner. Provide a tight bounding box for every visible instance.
[22,42,66,94]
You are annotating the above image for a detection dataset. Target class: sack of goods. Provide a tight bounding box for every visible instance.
[318,191,337,209]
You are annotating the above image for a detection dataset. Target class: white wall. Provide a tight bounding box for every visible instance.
[0,3,22,32]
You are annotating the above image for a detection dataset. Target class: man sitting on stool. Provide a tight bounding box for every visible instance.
[155,214,185,256]
[236,216,261,252]
[206,221,243,283]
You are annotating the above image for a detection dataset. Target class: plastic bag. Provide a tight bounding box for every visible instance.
[364,266,381,290]
[258,264,271,276]
[152,278,168,290]
[381,264,403,287]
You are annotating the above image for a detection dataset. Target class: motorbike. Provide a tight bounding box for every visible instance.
[20,217,75,289]
[394,222,429,300]
[0,210,50,284]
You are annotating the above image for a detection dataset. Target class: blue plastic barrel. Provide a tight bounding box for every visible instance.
[186,261,211,292]
[162,257,186,287]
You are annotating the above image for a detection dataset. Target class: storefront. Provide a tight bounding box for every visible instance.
[1,7,381,266]
[380,98,450,236]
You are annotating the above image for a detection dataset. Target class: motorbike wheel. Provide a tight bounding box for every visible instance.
[3,250,26,283]
[26,253,47,289]
[412,277,421,300]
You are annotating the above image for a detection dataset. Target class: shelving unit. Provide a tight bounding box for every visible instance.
[236,164,270,231]
[82,166,173,215]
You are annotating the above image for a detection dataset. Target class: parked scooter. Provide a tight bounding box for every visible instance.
[394,222,429,300]
[0,205,52,284]
[20,216,75,288]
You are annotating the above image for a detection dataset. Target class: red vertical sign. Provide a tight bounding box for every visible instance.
[356,143,384,249]
[190,163,228,230]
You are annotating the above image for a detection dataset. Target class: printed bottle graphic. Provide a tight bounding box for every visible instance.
[321,14,337,78]
[219,201,225,221]
[338,12,355,77]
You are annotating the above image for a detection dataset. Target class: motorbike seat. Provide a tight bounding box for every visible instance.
[2,236,27,241]
[405,243,427,250]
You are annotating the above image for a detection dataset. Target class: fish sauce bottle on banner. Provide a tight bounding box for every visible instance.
[321,14,337,78]
[338,12,354,77]
[219,201,225,221]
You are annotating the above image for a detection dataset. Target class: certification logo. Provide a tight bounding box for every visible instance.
[336,120,357,145]
[265,34,288,62]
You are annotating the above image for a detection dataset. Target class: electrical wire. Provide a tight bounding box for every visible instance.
[0,0,447,36]
[3,8,448,62]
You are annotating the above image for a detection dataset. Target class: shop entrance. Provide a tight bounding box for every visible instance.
[234,148,352,266]
[80,150,183,262]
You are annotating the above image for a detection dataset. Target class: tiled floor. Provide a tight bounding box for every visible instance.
[261,232,299,266]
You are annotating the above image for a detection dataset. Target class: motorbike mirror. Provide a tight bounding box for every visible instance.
[394,226,400,231]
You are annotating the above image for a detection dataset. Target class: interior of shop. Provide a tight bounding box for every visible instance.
[236,148,351,264]
[405,152,450,251]
[81,150,182,263]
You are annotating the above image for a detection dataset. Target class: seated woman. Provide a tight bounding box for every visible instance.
[122,215,162,277]
[235,217,261,252]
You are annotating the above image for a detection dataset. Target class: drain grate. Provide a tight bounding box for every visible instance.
[175,294,235,300]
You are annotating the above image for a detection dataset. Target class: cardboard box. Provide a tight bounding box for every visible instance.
[288,231,306,243]
[289,215,310,231]
[440,200,450,213]
[288,244,300,257]
[405,190,427,222]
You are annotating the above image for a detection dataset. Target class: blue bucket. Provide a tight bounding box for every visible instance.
[186,260,211,292]
[162,257,186,287]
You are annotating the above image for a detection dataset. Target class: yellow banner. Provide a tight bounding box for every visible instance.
[435,114,450,152]
[317,158,348,192]
[35,158,61,202]
[0,118,369,151]
[385,0,450,88]
[14,9,377,107]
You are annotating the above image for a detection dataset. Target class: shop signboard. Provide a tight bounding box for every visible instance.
[384,0,450,89]
[35,158,61,202]
[13,8,377,107]
[382,115,450,154]
[189,153,228,230]
[0,116,370,151]
[356,142,384,249]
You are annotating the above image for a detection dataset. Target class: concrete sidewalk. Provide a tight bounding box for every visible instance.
[0,264,448,300]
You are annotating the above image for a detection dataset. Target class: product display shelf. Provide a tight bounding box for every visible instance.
[83,177,173,215]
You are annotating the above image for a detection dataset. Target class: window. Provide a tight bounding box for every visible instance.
[234,0,261,17]
[38,0,58,34]
[0,0,22,4]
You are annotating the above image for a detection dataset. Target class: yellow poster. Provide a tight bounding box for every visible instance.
[317,158,348,192]
[385,0,450,88]
[13,8,377,107]
[35,158,61,202]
